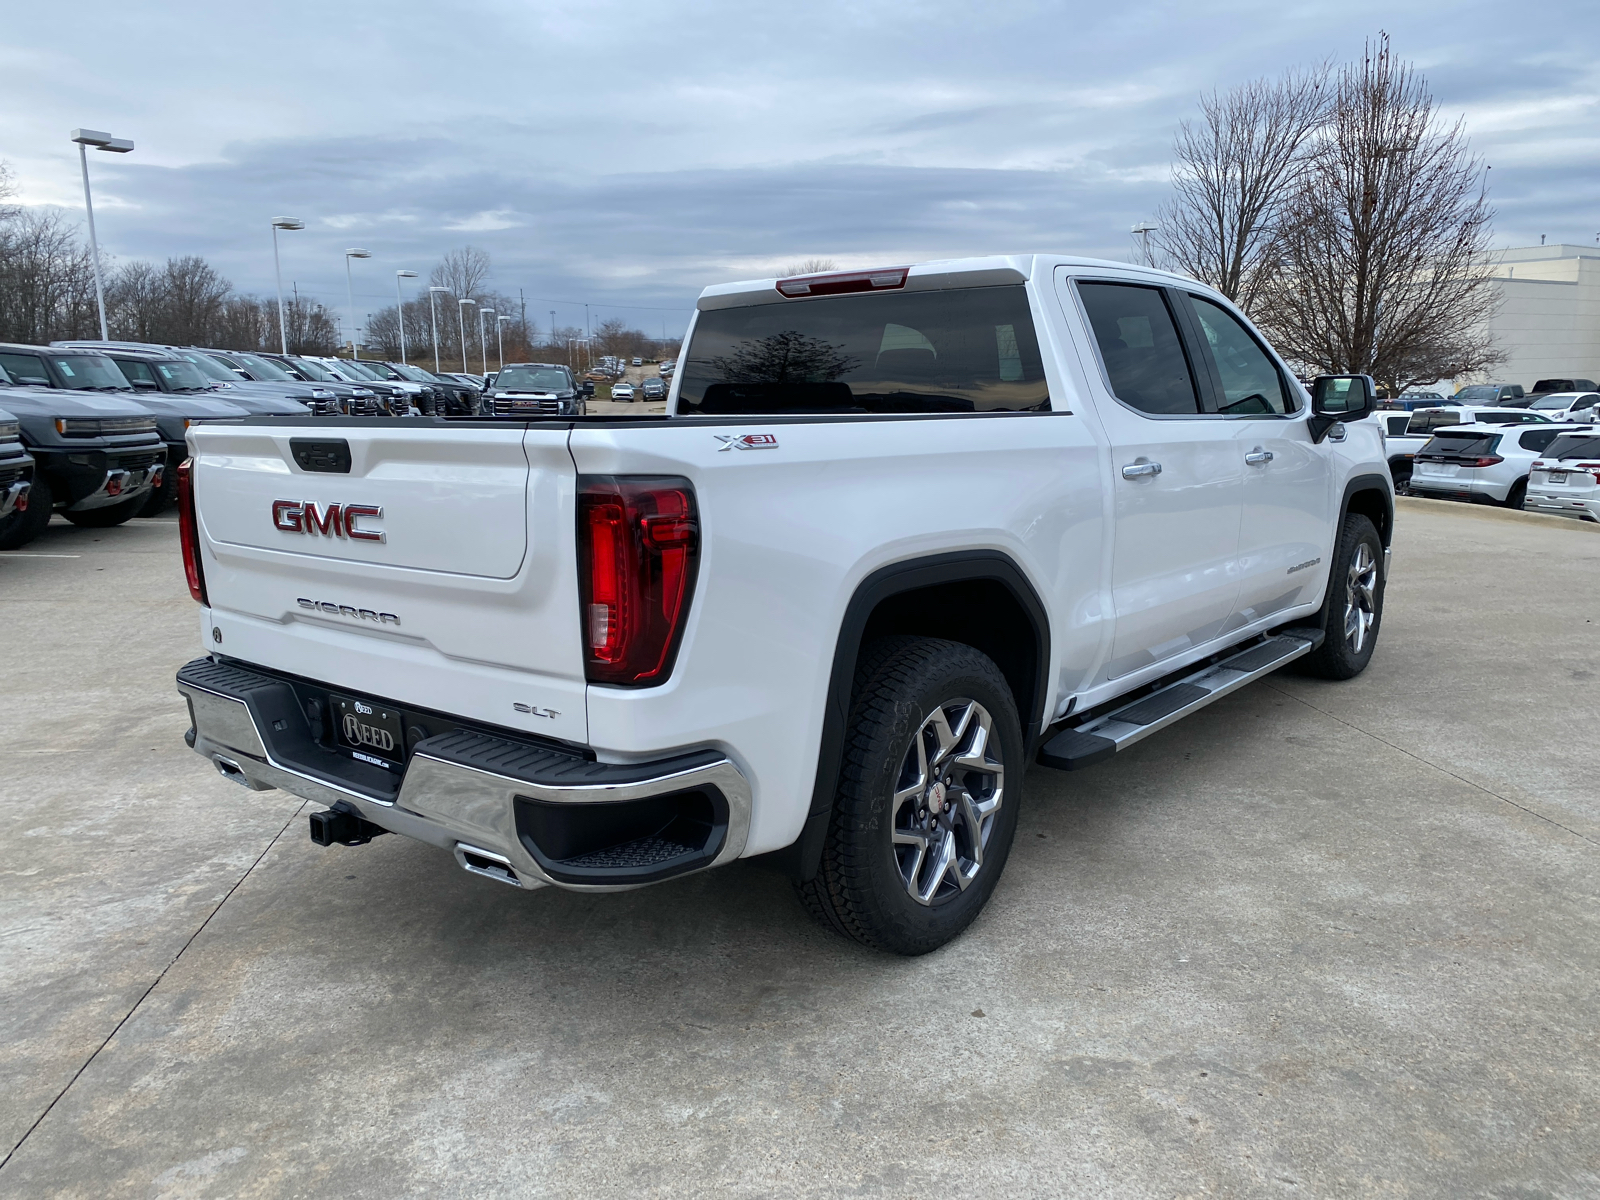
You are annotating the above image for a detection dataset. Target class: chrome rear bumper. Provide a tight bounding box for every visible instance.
[177,657,751,892]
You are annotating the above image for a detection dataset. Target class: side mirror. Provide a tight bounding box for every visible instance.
[129,379,160,390]
[1310,374,1376,442]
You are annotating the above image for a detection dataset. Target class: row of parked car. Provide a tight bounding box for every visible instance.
[1375,383,1600,521]
[0,337,606,550]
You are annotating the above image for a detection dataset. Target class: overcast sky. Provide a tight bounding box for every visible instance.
[4,0,1596,338]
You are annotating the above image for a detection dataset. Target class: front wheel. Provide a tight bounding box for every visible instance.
[795,637,1023,955]
[0,476,52,550]
[1300,513,1384,680]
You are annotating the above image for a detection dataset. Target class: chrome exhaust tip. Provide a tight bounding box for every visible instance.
[454,843,523,888]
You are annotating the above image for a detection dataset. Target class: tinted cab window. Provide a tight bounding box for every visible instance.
[678,285,1049,415]
[0,352,53,386]
[1076,282,1199,415]
[1186,296,1293,414]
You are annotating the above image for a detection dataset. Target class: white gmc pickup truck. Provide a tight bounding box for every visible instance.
[175,255,1392,954]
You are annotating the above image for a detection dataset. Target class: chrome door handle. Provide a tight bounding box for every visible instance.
[1244,449,1274,466]
[1121,460,1162,479]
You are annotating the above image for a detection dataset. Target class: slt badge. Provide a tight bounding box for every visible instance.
[715,433,778,452]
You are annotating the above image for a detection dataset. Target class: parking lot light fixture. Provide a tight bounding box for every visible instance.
[72,127,135,340]
[458,298,475,374]
[479,308,494,377]
[270,218,305,354]
[344,249,372,359]
[428,286,448,372]
[496,315,511,370]
[395,270,419,364]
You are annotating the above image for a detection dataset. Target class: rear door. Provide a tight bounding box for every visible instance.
[1178,291,1333,626]
[1059,272,1244,681]
[190,422,587,743]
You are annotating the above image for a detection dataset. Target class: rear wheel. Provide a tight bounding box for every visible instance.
[795,637,1023,955]
[1300,513,1384,680]
[63,494,145,528]
[1503,478,1528,510]
[0,477,51,550]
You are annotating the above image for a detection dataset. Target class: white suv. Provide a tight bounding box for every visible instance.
[1410,421,1586,508]
[1523,392,1600,422]
[1526,428,1600,521]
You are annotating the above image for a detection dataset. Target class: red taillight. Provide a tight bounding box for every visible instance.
[176,459,207,606]
[578,476,699,685]
[1466,455,1503,468]
[776,266,908,297]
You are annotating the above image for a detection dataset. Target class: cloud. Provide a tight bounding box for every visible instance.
[1,0,1594,332]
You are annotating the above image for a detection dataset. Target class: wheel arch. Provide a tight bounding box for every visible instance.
[1341,472,1394,548]
[779,549,1051,881]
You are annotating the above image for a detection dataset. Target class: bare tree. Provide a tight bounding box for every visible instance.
[0,208,100,343]
[1156,65,1329,313]
[1261,36,1500,392]
[782,258,837,276]
[430,246,492,301]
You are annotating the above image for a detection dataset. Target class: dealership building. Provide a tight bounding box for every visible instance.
[1472,243,1600,390]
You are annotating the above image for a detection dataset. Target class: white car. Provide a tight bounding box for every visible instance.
[1525,428,1600,521]
[1409,421,1587,508]
[174,253,1395,955]
[610,382,635,401]
[1523,392,1600,422]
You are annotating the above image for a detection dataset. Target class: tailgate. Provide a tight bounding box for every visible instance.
[189,422,587,743]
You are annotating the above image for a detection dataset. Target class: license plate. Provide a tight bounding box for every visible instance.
[1418,462,1459,477]
[331,693,406,766]
[1549,471,1568,484]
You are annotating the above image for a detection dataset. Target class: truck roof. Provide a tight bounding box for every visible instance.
[696,254,1202,310]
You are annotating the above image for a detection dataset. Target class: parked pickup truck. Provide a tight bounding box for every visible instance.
[0,360,166,546]
[0,406,36,544]
[175,255,1393,954]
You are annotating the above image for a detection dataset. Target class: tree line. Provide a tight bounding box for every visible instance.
[1155,34,1501,393]
[0,179,680,365]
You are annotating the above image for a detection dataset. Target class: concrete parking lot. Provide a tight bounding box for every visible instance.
[2,502,1597,1197]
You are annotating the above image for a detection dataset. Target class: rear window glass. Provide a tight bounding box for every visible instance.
[1408,410,1470,433]
[1519,429,1564,453]
[1542,435,1600,460]
[1419,433,1499,458]
[1384,415,1410,435]
[676,285,1049,415]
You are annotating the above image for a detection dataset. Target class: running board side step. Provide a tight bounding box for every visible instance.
[1037,631,1323,771]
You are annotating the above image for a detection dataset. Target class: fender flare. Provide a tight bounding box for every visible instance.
[1340,472,1394,546]
[779,549,1050,881]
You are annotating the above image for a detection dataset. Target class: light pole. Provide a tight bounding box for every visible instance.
[549,310,556,355]
[496,315,511,369]
[457,298,475,373]
[394,270,418,364]
[478,308,494,377]
[270,217,304,354]
[344,248,371,358]
[1131,221,1157,267]
[70,128,134,340]
[428,286,448,372]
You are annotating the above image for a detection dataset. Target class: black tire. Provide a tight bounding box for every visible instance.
[0,476,51,550]
[1300,513,1384,680]
[1389,461,1412,496]
[138,465,177,516]
[795,637,1024,955]
[62,493,145,528]
[1503,478,1528,510]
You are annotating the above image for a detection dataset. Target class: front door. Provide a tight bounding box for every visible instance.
[1179,292,1334,626]
[1059,272,1244,681]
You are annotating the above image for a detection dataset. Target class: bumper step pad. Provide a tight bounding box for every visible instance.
[1038,631,1322,771]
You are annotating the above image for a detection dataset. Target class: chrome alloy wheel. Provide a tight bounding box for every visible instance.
[1344,541,1378,654]
[891,698,1005,907]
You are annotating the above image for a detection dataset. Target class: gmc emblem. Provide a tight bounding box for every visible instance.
[272,500,385,543]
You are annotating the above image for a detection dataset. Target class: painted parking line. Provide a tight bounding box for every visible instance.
[3,553,83,558]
